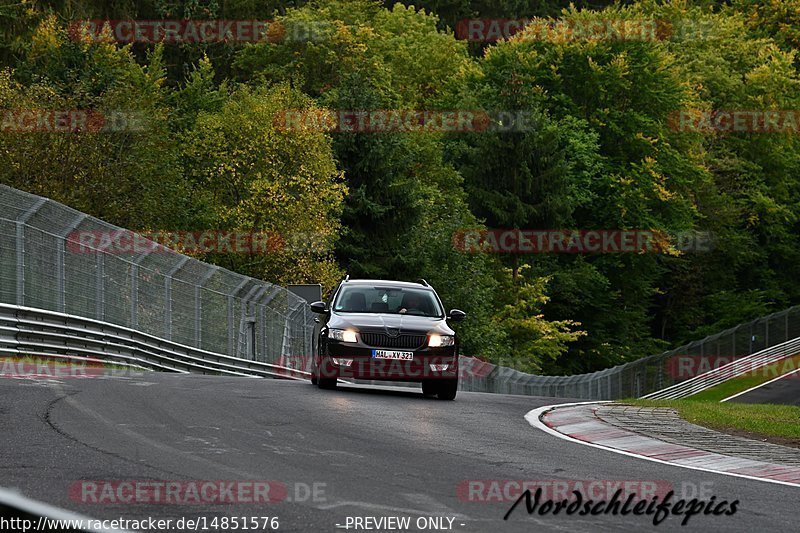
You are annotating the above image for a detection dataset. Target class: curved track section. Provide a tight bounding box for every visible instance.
[1,374,797,532]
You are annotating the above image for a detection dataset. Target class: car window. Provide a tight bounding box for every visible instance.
[333,286,443,317]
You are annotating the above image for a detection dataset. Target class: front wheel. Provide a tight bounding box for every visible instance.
[421,380,438,397]
[318,377,337,390]
[437,379,458,401]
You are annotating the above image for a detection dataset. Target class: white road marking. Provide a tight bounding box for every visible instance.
[721,367,800,402]
[318,499,468,518]
[0,486,129,532]
[401,492,469,519]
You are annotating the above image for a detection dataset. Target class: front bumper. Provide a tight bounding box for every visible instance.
[319,342,458,382]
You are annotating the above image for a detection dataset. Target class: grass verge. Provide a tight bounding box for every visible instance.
[624,398,800,443]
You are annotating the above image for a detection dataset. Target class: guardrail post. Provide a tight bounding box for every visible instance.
[194,266,218,348]
[96,253,104,320]
[255,286,280,362]
[305,305,313,360]
[130,249,152,329]
[281,302,293,359]
[239,285,264,359]
[164,257,189,340]
[228,279,250,356]
[787,312,790,343]
[281,297,307,361]
[642,364,647,395]
[15,198,46,306]
[227,295,234,354]
[56,214,87,313]
[246,315,256,359]
[14,222,23,306]
[131,268,137,327]
[244,286,267,361]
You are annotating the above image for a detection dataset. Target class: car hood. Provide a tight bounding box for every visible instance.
[328,312,454,335]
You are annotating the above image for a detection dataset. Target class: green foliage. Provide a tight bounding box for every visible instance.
[0,17,190,230]
[731,0,800,53]
[630,0,800,342]
[234,0,506,355]
[491,267,585,373]
[180,83,347,287]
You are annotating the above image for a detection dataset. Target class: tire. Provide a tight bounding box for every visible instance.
[437,379,458,401]
[310,358,319,385]
[318,377,337,390]
[421,380,439,397]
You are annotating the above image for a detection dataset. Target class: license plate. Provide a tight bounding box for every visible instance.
[372,350,413,360]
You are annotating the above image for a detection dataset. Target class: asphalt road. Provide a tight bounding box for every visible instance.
[730,371,800,405]
[1,372,798,532]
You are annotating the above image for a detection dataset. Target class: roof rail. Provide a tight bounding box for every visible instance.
[416,278,429,287]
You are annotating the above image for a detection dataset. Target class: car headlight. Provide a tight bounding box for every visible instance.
[428,334,455,347]
[328,329,358,343]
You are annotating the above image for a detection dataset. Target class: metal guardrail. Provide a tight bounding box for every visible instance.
[0,304,309,380]
[643,337,800,400]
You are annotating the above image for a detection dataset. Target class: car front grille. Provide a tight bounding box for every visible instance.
[360,332,426,350]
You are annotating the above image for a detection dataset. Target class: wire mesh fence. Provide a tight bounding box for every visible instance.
[2,183,799,399]
[0,184,315,365]
[458,305,800,399]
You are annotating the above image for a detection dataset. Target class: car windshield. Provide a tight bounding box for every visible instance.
[333,286,443,317]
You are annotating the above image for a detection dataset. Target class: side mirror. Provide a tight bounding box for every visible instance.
[309,301,327,314]
[448,309,466,322]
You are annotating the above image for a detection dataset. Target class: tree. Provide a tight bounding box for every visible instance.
[233,0,505,352]
[180,84,347,287]
[0,16,191,230]
[491,267,585,373]
[632,0,800,341]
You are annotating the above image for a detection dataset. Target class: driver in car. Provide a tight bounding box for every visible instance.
[399,292,425,315]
